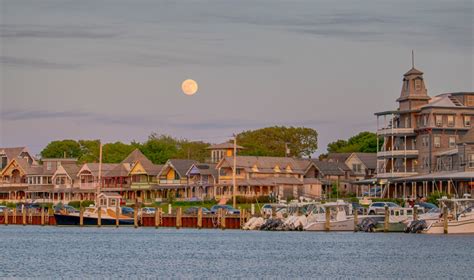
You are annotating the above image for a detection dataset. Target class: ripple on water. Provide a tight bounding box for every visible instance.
[0,226,473,279]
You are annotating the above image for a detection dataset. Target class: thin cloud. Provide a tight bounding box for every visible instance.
[0,24,120,39]
[0,56,81,69]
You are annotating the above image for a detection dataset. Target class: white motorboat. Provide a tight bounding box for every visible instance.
[423,198,474,234]
[304,200,354,231]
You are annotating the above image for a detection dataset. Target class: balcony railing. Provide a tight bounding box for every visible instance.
[377,150,419,158]
[159,179,188,185]
[377,171,418,179]
[377,128,415,136]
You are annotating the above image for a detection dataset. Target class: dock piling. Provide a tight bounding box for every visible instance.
[443,206,448,234]
[176,207,182,229]
[41,207,45,226]
[325,206,330,231]
[79,205,84,227]
[22,207,26,226]
[384,206,389,232]
[251,204,255,216]
[134,205,138,228]
[4,208,8,226]
[154,207,159,229]
[353,208,358,232]
[220,209,226,230]
[97,206,102,227]
[115,204,120,228]
[168,204,172,215]
[197,207,203,229]
[413,206,418,221]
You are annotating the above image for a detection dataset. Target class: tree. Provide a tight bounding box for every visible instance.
[140,134,179,164]
[78,140,100,163]
[40,140,82,159]
[326,131,380,153]
[102,142,136,163]
[175,140,210,162]
[237,126,318,158]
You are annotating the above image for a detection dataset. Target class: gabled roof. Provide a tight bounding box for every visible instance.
[352,153,377,170]
[312,160,347,176]
[77,163,119,177]
[404,67,423,76]
[159,159,198,178]
[121,149,152,165]
[217,156,313,174]
[53,164,81,180]
[0,147,28,160]
[186,163,218,178]
[327,152,377,170]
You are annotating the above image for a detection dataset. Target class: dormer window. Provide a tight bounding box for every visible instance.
[464,116,471,127]
[251,164,259,172]
[285,165,292,173]
[274,165,281,173]
[447,115,454,127]
[47,162,52,171]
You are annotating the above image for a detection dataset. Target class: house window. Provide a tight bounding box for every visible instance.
[469,154,474,168]
[421,136,429,147]
[352,164,362,173]
[435,115,443,127]
[464,116,471,127]
[0,156,7,169]
[449,136,456,148]
[236,168,241,175]
[47,162,52,171]
[447,115,454,127]
[404,80,409,91]
[434,136,441,148]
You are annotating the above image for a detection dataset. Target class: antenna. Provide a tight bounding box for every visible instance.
[411,50,415,68]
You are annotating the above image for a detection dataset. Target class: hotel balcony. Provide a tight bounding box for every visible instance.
[377,149,419,158]
[377,127,415,136]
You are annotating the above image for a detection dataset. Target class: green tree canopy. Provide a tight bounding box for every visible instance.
[102,142,137,163]
[327,131,380,153]
[40,140,82,159]
[237,126,318,158]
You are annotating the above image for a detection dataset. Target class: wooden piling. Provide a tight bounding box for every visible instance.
[197,207,203,229]
[443,206,448,234]
[413,206,418,221]
[97,206,102,227]
[353,208,358,232]
[79,205,84,227]
[4,208,8,226]
[325,206,330,231]
[154,207,160,229]
[220,209,226,230]
[22,207,26,226]
[168,204,172,215]
[176,207,182,229]
[115,204,120,228]
[13,208,16,225]
[41,207,45,226]
[134,205,138,228]
[384,206,389,232]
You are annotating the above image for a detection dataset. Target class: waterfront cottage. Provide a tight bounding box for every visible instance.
[215,156,322,200]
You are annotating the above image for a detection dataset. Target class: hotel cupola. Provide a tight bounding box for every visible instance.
[397,66,430,112]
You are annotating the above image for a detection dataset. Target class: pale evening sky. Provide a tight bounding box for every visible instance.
[0,0,473,156]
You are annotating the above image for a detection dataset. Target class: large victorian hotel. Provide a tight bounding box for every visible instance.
[374,63,474,198]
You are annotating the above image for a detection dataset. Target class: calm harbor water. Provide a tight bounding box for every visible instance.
[0,226,473,279]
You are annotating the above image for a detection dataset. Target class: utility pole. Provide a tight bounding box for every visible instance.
[96,142,103,205]
[233,134,237,208]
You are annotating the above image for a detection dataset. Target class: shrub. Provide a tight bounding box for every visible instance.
[427,191,449,205]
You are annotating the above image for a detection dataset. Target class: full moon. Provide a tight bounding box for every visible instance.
[181,79,198,96]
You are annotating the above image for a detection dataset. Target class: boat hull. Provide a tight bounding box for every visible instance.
[423,220,474,234]
[54,214,135,226]
[305,219,354,231]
